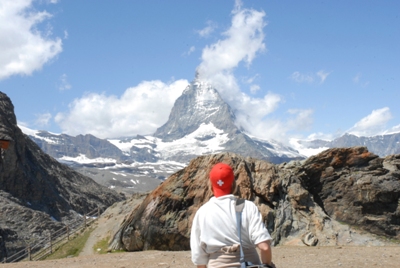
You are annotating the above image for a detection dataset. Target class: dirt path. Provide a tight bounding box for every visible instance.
[79,193,146,256]
[2,246,400,268]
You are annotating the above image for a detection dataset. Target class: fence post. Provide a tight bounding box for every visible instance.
[66,225,70,241]
[27,245,31,261]
[49,233,52,254]
[97,206,100,218]
[84,214,87,228]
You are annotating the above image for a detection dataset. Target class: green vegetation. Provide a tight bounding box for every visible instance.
[92,236,109,254]
[93,236,125,254]
[43,227,94,260]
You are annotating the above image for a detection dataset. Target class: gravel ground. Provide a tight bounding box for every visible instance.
[3,195,399,268]
[2,246,400,268]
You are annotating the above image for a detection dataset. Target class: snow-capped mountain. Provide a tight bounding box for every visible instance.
[21,77,305,194]
[153,77,303,162]
[154,78,239,141]
[292,132,400,157]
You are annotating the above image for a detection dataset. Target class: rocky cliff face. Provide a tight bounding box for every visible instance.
[0,92,124,261]
[110,147,400,251]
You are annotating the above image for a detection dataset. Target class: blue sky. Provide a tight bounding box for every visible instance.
[1,0,399,144]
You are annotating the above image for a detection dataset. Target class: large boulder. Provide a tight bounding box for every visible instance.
[110,148,400,251]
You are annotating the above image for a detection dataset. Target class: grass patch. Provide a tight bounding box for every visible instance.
[93,236,109,254]
[43,227,94,260]
[93,236,125,254]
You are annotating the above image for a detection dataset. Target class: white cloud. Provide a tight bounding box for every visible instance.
[245,74,259,84]
[35,112,52,127]
[53,1,314,143]
[353,72,369,87]
[290,70,330,84]
[347,107,392,136]
[183,46,195,56]
[197,20,217,38]
[353,72,362,83]
[0,0,62,80]
[316,70,330,83]
[290,71,314,83]
[386,124,400,135]
[306,132,335,141]
[287,109,314,132]
[196,7,265,81]
[250,84,260,94]
[55,79,189,138]
[235,92,285,141]
[238,108,314,142]
[58,73,71,91]
[194,2,286,140]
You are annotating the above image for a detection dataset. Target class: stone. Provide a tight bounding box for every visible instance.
[110,147,400,251]
[0,92,124,261]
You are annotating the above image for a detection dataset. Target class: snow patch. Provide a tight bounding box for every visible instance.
[289,138,328,157]
[59,154,116,164]
[156,122,229,158]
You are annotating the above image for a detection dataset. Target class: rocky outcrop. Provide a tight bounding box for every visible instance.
[110,147,400,251]
[0,92,124,261]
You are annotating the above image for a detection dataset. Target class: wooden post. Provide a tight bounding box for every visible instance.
[97,206,100,218]
[27,246,31,261]
[66,225,70,241]
[84,214,87,228]
[49,233,52,254]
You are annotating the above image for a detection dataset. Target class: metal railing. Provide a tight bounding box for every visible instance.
[2,207,101,263]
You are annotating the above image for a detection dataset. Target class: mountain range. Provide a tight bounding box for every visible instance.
[20,77,400,194]
[295,132,400,156]
[22,77,304,194]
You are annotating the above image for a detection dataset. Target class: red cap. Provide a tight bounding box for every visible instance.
[209,163,234,197]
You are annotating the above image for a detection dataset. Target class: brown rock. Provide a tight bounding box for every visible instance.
[110,147,400,251]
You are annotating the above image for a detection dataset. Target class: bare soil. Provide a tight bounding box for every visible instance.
[3,195,399,267]
[2,246,400,268]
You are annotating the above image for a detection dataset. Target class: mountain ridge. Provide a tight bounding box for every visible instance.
[20,78,305,194]
[296,132,400,157]
[0,92,124,261]
[21,78,400,195]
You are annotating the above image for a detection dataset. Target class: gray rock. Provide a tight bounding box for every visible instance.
[110,148,400,252]
[0,92,124,261]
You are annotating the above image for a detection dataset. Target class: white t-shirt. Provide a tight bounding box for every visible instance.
[190,194,272,265]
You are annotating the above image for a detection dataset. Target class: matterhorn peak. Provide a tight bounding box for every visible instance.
[154,77,238,142]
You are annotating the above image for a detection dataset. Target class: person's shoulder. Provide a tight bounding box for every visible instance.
[243,199,255,204]
[243,199,258,210]
[197,197,216,210]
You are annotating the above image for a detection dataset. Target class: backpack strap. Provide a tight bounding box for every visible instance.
[235,198,246,268]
